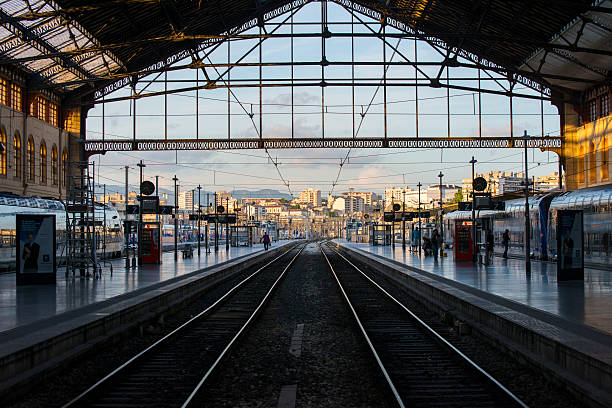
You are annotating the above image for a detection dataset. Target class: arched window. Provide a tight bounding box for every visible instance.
[62,148,68,187]
[51,145,58,185]
[27,136,34,182]
[578,145,585,184]
[13,132,20,178]
[40,140,47,184]
[0,127,6,177]
[589,141,597,183]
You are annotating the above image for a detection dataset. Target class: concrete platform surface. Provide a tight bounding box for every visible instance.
[0,241,293,334]
[336,241,612,335]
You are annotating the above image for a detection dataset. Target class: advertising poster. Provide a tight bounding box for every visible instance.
[557,210,584,281]
[16,214,56,285]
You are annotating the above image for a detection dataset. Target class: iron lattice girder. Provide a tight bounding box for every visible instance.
[5,31,612,63]
[83,136,563,156]
[30,53,607,93]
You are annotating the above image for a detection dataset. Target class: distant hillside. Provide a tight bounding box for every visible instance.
[231,189,292,200]
[95,184,292,200]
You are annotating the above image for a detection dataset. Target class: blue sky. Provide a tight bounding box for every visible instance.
[86,2,561,198]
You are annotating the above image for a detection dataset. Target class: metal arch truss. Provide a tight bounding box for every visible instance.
[68,0,596,101]
[83,137,563,156]
[84,0,569,155]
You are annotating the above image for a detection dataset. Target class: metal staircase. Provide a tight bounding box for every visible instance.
[65,161,100,278]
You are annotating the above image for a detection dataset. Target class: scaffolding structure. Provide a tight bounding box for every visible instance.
[65,161,100,278]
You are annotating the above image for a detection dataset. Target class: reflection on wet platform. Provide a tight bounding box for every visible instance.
[0,243,283,333]
[337,241,612,334]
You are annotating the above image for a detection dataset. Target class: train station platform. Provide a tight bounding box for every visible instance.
[0,241,294,334]
[335,240,612,335]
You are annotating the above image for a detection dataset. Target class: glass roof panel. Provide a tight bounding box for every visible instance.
[0,0,124,91]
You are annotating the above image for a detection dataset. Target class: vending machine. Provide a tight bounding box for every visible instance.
[454,220,473,261]
[140,222,161,264]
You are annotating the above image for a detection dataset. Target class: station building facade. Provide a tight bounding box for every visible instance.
[0,68,80,199]
[561,85,611,191]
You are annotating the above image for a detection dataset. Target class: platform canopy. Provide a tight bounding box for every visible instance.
[0,0,610,99]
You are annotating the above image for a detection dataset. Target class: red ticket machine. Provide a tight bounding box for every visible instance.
[140,222,161,264]
[454,220,473,261]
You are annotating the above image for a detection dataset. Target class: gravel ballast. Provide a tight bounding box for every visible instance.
[197,243,393,407]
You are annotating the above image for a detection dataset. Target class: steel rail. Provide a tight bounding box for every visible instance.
[61,242,303,408]
[181,243,307,407]
[324,243,529,408]
[319,243,406,408]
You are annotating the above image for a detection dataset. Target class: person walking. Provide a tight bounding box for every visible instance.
[262,232,271,250]
[502,229,510,258]
[431,229,441,259]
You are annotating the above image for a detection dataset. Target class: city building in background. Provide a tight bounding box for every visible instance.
[461,171,562,197]
[340,191,379,210]
[178,190,194,210]
[298,189,321,207]
[331,196,365,213]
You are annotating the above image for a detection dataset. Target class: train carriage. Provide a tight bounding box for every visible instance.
[0,194,123,271]
[442,185,612,270]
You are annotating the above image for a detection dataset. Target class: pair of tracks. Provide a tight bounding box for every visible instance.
[62,243,306,408]
[320,243,528,408]
[62,241,527,408]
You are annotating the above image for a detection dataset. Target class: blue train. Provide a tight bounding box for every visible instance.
[443,185,612,270]
[0,193,123,271]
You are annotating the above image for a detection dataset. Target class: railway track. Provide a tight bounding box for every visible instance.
[61,243,306,408]
[320,243,528,408]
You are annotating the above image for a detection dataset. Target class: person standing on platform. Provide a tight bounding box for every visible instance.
[411,228,420,252]
[431,229,441,260]
[502,229,510,258]
[262,232,271,250]
[485,230,495,265]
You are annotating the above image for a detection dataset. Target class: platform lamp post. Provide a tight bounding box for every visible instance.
[391,198,395,249]
[438,171,444,255]
[137,160,145,266]
[417,182,422,255]
[522,131,532,275]
[197,185,202,255]
[124,166,130,268]
[470,157,477,263]
[191,188,195,244]
[173,175,178,261]
[214,193,219,252]
[402,189,406,250]
[225,197,230,250]
[206,193,210,253]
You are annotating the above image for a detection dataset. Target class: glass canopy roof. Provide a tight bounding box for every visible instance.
[0,0,122,91]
